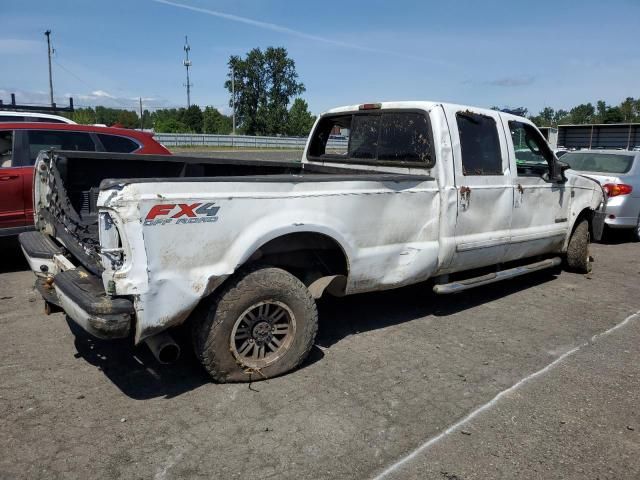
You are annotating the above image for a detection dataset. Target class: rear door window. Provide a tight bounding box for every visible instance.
[456,112,503,175]
[26,130,96,164]
[97,134,140,153]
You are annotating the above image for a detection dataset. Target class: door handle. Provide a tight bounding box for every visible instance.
[514,183,524,208]
[0,175,19,181]
[460,186,471,210]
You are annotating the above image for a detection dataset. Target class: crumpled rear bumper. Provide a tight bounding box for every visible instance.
[52,268,133,339]
[19,231,133,339]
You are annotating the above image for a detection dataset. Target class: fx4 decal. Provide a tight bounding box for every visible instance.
[144,202,220,226]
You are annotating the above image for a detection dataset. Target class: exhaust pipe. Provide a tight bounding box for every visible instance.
[144,332,181,364]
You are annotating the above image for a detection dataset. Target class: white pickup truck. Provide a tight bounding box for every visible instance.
[20,101,606,382]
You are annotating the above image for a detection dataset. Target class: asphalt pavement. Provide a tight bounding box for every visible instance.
[0,233,639,479]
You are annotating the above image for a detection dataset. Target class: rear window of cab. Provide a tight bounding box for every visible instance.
[308,110,435,167]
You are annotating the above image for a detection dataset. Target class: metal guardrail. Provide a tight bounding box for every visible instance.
[153,133,348,150]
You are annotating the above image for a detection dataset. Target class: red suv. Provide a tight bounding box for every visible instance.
[0,123,171,236]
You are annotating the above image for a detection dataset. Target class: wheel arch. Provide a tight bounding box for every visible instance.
[564,207,595,251]
[238,230,351,297]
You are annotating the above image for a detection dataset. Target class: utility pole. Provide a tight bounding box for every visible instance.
[183,36,193,108]
[232,67,236,135]
[139,97,143,130]
[44,30,54,108]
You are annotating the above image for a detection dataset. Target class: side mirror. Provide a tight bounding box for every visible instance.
[549,160,569,183]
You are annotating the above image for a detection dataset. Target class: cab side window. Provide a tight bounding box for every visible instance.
[27,130,96,164]
[509,121,554,174]
[456,112,503,175]
[0,130,13,168]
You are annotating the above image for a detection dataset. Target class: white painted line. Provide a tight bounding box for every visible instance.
[371,310,640,480]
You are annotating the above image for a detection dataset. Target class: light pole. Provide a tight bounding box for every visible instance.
[44,30,54,107]
[183,36,192,108]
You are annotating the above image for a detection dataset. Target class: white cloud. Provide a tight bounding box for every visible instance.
[90,90,116,99]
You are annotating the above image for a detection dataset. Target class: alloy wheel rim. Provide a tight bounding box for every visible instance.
[230,300,296,369]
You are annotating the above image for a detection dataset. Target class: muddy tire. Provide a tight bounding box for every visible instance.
[566,219,592,273]
[192,266,318,383]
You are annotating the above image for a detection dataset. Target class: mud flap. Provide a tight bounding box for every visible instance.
[592,210,606,241]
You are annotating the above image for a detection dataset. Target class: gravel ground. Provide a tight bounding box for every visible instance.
[0,233,639,480]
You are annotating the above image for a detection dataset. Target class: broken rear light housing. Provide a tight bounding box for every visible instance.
[603,183,633,197]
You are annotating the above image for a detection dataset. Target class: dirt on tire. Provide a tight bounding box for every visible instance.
[566,219,592,273]
[191,265,318,383]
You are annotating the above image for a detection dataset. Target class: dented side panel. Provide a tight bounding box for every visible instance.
[100,178,441,342]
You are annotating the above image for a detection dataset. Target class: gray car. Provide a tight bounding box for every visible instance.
[561,149,640,240]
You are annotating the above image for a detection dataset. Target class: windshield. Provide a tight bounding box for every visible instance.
[562,152,635,174]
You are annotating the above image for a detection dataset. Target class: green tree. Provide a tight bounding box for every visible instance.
[603,106,623,123]
[529,106,555,127]
[95,106,120,126]
[152,108,184,132]
[180,105,203,133]
[154,117,189,133]
[225,47,305,135]
[203,106,232,134]
[620,97,635,122]
[68,107,96,124]
[596,100,607,123]
[286,98,315,136]
[539,107,554,126]
[554,109,570,124]
[115,110,139,129]
[569,103,595,124]
[141,109,152,130]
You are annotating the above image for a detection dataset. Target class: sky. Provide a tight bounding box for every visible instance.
[2,0,639,116]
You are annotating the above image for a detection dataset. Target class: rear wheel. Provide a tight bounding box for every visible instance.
[566,219,592,273]
[192,266,318,383]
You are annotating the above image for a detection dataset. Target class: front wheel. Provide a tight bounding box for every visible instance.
[192,266,318,383]
[565,219,592,273]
